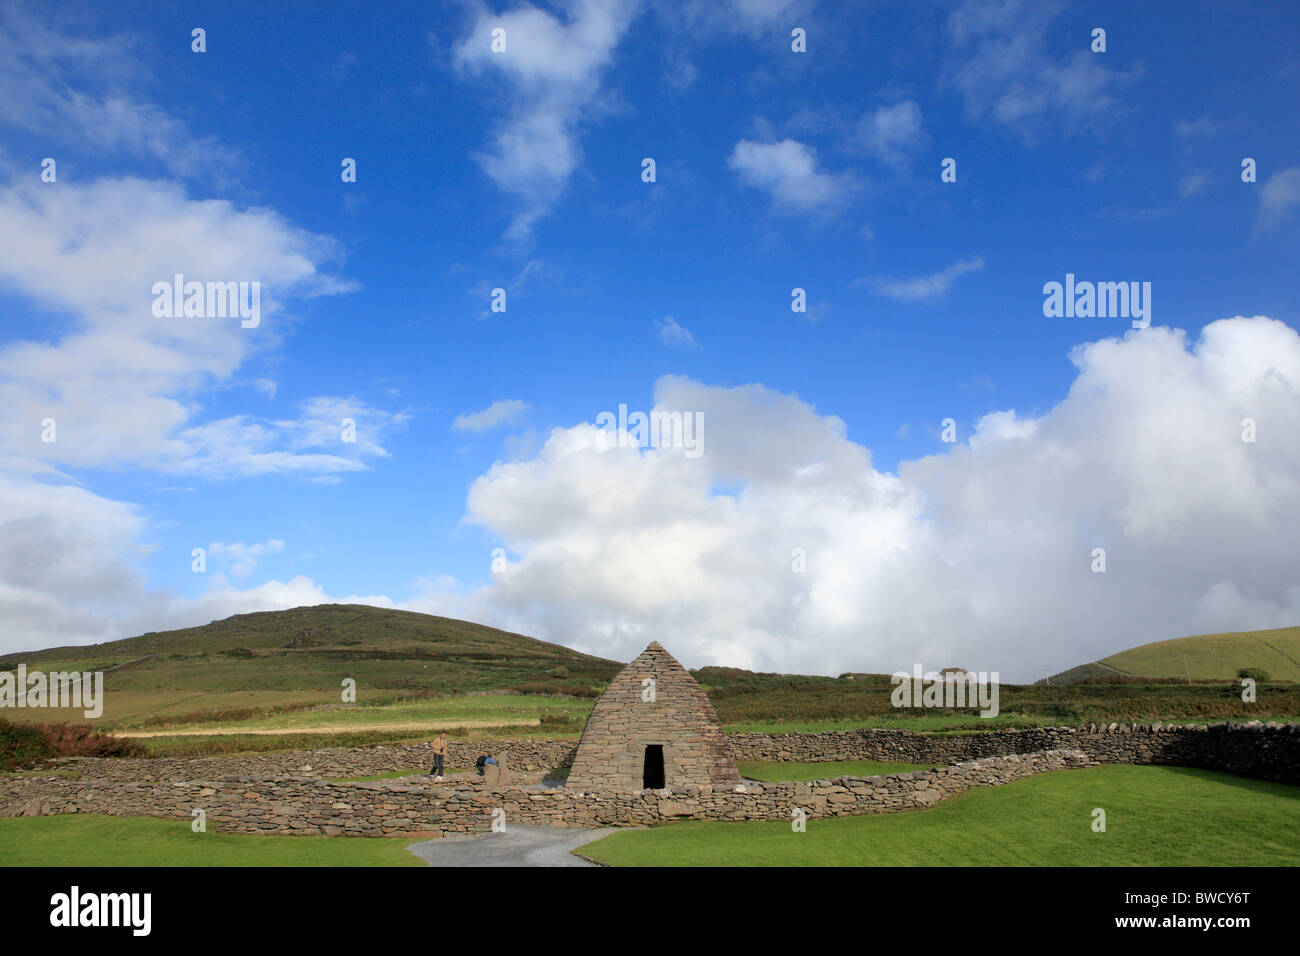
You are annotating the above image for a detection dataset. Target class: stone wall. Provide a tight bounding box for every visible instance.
[567,642,740,790]
[0,749,1093,837]
[57,739,580,784]
[728,721,1300,784]
[3,723,1294,838]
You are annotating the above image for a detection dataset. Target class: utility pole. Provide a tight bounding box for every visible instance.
[1183,654,1191,685]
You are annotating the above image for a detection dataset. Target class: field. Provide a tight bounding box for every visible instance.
[4,605,1298,758]
[5,765,1295,867]
[578,765,1300,866]
[1050,625,1300,684]
[701,669,1300,732]
[0,604,621,730]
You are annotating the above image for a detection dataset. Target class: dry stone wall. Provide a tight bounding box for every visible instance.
[2,723,1294,838]
[0,749,1092,837]
[728,721,1300,785]
[567,642,740,790]
[58,739,579,784]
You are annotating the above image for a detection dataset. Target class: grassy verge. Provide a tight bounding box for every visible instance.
[721,714,1300,734]
[722,715,1046,734]
[0,814,426,866]
[135,726,581,758]
[578,765,1300,866]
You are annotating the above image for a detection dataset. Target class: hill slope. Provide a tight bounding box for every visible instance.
[1,604,621,725]
[1049,626,1300,684]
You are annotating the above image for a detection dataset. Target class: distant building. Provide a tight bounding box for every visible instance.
[566,642,741,791]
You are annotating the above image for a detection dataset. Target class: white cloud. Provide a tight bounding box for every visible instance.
[1259,166,1300,229]
[1179,170,1211,198]
[406,316,1300,680]
[1175,116,1219,138]
[208,540,285,579]
[946,0,1139,141]
[0,14,404,655]
[681,0,808,36]
[861,257,985,303]
[855,100,928,167]
[0,176,377,479]
[655,315,698,349]
[453,399,530,433]
[728,138,855,212]
[453,0,641,239]
[0,4,237,179]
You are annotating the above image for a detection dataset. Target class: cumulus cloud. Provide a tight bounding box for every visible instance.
[860,257,985,303]
[406,317,1300,681]
[0,177,381,478]
[0,477,393,653]
[728,138,855,212]
[453,399,530,433]
[0,14,404,654]
[453,0,641,239]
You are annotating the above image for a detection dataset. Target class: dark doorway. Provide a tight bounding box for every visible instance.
[642,745,665,789]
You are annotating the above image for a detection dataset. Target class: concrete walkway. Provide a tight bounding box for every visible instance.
[407,825,610,867]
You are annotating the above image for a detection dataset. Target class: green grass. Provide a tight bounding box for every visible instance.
[0,814,426,866]
[119,695,593,735]
[578,765,1300,867]
[737,759,927,780]
[0,603,619,727]
[135,726,583,758]
[4,605,1297,759]
[723,714,1048,733]
[1053,625,1300,684]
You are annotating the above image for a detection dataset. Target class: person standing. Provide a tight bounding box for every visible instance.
[430,732,447,781]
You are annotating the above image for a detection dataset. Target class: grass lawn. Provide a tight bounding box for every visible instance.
[0,815,425,866]
[115,695,592,736]
[737,760,927,780]
[578,765,1300,867]
[722,715,1048,733]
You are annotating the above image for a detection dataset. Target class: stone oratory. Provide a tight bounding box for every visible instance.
[566,642,742,791]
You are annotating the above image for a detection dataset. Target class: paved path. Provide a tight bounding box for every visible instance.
[407,825,610,867]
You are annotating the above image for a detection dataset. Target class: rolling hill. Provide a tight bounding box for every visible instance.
[1048,626,1300,685]
[0,604,621,726]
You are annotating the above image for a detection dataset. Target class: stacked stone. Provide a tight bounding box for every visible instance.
[54,738,579,783]
[566,642,742,791]
[727,722,1300,784]
[0,748,1092,836]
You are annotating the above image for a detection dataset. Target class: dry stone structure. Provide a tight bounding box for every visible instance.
[2,723,1296,837]
[566,642,741,791]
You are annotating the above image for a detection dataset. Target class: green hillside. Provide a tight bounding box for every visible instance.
[0,604,620,728]
[1050,626,1300,685]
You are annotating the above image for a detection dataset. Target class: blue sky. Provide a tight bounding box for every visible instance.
[2,0,1299,679]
